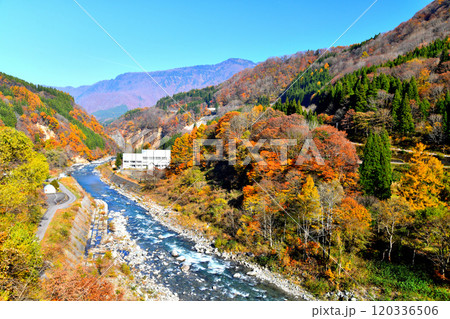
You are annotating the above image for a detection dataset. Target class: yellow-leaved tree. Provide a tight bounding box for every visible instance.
[397,143,445,210]
[0,127,48,300]
[333,197,371,275]
[374,197,412,262]
[0,127,49,215]
[296,175,322,245]
[170,124,205,174]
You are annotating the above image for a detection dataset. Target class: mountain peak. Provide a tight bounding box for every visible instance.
[58,58,256,113]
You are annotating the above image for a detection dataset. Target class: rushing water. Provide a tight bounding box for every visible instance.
[71,164,295,301]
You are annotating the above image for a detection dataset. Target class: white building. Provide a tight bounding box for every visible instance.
[44,184,57,194]
[122,149,171,170]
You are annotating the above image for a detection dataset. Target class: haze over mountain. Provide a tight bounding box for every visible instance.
[58,58,256,113]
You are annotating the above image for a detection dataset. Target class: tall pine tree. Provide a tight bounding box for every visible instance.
[359,130,392,199]
[407,76,419,101]
[392,89,402,127]
[442,91,450,141]
[378,129,392,199]
[397,97,415,134]
[355,80,368,112]
[360,132,379,194]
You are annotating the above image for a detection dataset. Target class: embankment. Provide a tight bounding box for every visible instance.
[108,171,142,193]
[66,196,95,264]
[41,177,95,266]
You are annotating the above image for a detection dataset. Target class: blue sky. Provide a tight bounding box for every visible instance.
[0,0,434,87]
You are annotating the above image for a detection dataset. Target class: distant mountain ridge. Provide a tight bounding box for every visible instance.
[58,58,256,113]
[92,104,128,125]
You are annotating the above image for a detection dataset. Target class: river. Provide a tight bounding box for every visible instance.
[71,164,295,301]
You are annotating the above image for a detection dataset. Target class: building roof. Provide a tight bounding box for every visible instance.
[44,184,57,194]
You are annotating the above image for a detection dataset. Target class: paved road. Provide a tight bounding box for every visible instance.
[352,142,450,158]
[36,181,77,241]
[352,142,450,168]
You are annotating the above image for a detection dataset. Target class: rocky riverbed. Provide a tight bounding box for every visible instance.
[97,209,179,300]
[86,195,178,300]
[97,169,315,301]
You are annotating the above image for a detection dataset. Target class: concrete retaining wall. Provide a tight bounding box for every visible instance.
[108,172,142,193]
[60,181,97,265]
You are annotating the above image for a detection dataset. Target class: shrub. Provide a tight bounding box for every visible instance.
[50,179,60,191]
[304,278,331,297]
[44,149,68,169]
[214,236,228,250]
[366,261,450,300]
[120,263,131,276]
[0,101,17,127]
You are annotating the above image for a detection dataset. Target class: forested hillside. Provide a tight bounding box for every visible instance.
[0,128,128,300]
[106,86,218,151]
[148,103,449,300]
[2,0,448,302]
[0,128,48,299]
[110,0,449,155]
[124,0,450,301]
[213,0,449,110]
[0,72,116,164]
[274,36,450,151]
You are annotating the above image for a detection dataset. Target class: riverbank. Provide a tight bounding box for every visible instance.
[97,166,315,301]
[40,176,92,266]
[86,190,179,300]
[40,176,139,300]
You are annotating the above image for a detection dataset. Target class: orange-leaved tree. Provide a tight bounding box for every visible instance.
[333,197,371,274]
[43,267,123,301]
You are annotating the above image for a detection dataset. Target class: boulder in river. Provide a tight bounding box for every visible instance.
[233,273,242,279]
[176,256,186,262]
[158,235,164,240]
[171,250,180,257]
[181,263,190,272]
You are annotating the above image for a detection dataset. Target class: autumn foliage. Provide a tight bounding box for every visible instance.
[43,267,122,301]
[0,72,116,161]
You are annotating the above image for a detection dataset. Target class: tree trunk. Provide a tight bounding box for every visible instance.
[388,234,393,262]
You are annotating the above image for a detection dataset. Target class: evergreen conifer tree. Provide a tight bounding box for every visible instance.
[407,76,419,101]
[359,130,392,199]
[378,129,392,199]
[355,81,367,112]
[274,100,282,112]
[286,99,297,115]
[359,132,378,193]
[379,73,390,91]
[392,89,402,126]
[419,99,430,120]
[440,48,450,63]
[443,91,450,140]
[367,80,378,100]
[398,97,415,134]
